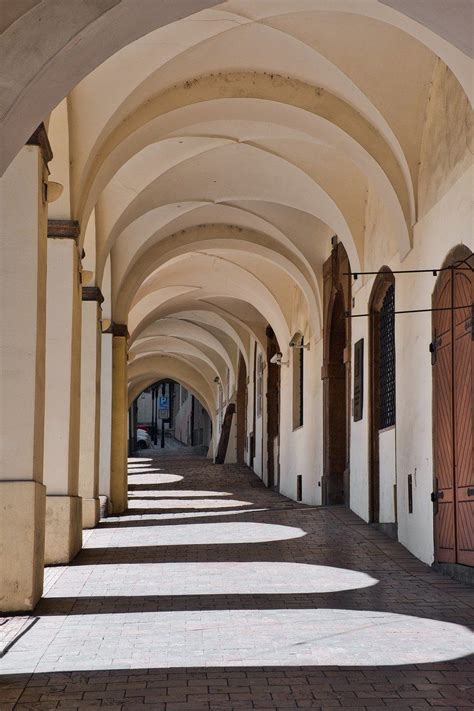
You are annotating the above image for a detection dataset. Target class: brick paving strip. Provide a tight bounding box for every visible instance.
[0,453,473,710]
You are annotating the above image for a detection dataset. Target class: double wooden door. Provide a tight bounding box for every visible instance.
[432,258,473,566]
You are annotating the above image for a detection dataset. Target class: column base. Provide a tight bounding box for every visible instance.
[82,496,100,528]
[45,495,82,565]
[0,481,45,612]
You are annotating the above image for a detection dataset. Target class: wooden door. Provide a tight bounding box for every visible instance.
[453,264,473,566]
[433,258,473,566]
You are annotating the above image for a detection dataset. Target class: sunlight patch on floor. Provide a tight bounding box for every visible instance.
[127,473,182,484]
[1,609,472,674]
[102,508,268,523]
[127,489,233,498]
[127,498,253,510]
[43,562,378,598]
[84,521,306,547]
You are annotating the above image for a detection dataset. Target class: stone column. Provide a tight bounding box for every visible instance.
[99,331,113,503]
[0,128,51,611]
[43,219,82,564]
[78,287,103,528]
[110,325,128,514]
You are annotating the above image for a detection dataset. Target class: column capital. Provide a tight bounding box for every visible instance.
[82,286,104,304]
[26,123,53,165]
[48,219,80,241]
[103,322,129,338]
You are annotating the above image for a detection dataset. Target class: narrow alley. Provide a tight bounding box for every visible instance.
[1,453,473,710]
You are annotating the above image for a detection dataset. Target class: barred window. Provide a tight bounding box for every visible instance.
[292,334,304,429]
[256,353,263,418]
[379,284,396,428]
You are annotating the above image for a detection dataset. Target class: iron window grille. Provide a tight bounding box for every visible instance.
[379,284,396,429]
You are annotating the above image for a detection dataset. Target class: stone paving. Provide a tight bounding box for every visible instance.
[0,453,473,710]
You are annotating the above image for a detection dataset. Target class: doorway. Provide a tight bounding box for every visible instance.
[432,246,473,567]
[322,242,351,505]
[266,326,281,490]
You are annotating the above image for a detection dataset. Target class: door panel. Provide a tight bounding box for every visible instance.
[433,270,455,563]
[433,259,474,567]
[453,266,474,566]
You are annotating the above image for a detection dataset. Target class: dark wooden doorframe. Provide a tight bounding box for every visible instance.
[236,353,247,463]
[266,325,281,490]
[432,245,474,567]
[368,269,396,524]
[322,241,351,506]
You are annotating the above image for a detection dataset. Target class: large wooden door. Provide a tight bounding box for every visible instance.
[433,254,473,567]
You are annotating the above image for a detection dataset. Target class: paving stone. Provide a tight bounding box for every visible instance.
[0,454,473,711]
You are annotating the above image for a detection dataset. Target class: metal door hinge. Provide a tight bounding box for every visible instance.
[465,315,474,339]
[430,336,441,365]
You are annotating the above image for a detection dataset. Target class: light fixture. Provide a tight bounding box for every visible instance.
[101,318,112,332]
[45,181,63,202]
[289,339,310,350]
[269,352,288,366]
[213,376,220,383]
[81,270,94,285]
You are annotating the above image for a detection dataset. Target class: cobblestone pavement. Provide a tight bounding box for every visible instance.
[1,454,473,710]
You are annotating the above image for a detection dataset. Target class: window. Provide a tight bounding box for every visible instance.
[256,352,263,418]
[292,333,304,429]
[379,283,396,428]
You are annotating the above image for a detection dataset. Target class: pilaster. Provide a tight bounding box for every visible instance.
[78,287,103,527]
[43,219,82,564]
[0,136,50,609]
[110,324,129,514]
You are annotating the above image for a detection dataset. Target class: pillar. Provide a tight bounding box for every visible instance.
[110,325,128,513]
[99,330,113,503]
[78,287,103,527]
[0,127,51,610]
[43,219,82,564]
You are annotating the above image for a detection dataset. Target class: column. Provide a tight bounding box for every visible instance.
[43,219,82,564]
[99,330,113,503]
[110,325,128,513]
[0,128,51,610]
[78,287,103,527]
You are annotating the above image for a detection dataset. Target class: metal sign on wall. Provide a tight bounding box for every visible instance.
[159,395,169,420]
[353,338,364,421]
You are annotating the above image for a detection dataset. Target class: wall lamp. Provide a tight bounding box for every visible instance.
[269,352,289,366]
[213,376,221,383]
[289,339,310,350]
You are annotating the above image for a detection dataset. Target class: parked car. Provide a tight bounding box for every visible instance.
[136,428,152,450]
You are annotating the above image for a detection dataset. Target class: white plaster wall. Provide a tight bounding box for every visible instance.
[252,343,265,480]
[278,336,323,506]
[395,168,473,565]
[379,427,397,523]
[349,292,370,521]
[99,333,112,498]
[174,392,192,444]
[137,391,152,423]
[348,168,473,564]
